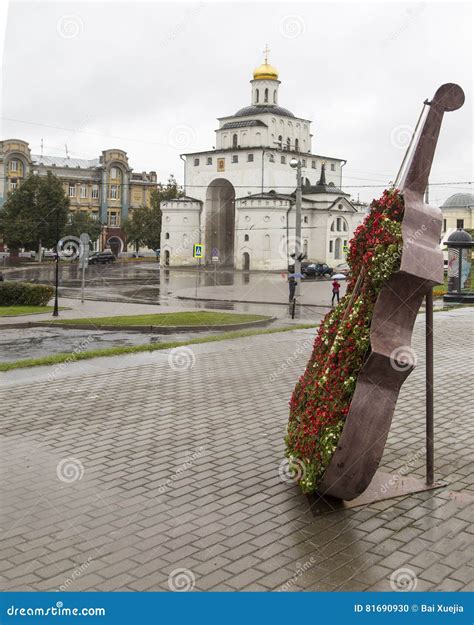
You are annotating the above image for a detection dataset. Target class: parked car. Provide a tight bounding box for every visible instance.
[334,262,351,276]
[88,250,116,265]
[289,262,333,278]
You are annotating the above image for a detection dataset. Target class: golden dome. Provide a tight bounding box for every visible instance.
[253,62,279,81]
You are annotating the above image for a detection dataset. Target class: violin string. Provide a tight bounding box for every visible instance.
[394,101,430,189]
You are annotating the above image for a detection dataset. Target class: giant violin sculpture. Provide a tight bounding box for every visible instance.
[286,84,464,501]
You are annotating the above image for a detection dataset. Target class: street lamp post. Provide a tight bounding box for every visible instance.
[52,206,60,317]
[290,157,303,296]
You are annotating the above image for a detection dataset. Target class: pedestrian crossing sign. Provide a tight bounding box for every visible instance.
[193,244,204,258]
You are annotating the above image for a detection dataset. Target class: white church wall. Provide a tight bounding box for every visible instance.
[160,201,202,266]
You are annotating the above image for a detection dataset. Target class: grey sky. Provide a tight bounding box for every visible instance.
[1,1,472,206]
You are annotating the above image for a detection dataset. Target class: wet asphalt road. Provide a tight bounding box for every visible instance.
[1,263,324,362]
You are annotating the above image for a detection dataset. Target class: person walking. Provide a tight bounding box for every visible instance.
[288,275,297,303]
[331,278,341,306]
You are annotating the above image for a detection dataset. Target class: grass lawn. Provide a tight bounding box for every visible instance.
[0,305,56,317]
[48,311,270,327]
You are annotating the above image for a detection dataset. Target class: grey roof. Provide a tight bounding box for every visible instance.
[233,105,295,119]
[237,191,293,201]
[32,154,100,169]
[221,120,268,130]
[441,193,474,209]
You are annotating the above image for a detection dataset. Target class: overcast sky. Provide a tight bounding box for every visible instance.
[1,1,472,206]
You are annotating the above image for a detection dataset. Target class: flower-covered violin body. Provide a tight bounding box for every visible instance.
[285,84,465,499]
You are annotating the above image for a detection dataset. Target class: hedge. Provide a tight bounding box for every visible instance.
[0,282,54,306]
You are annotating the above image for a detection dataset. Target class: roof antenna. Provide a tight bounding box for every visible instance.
[65,143,69,159]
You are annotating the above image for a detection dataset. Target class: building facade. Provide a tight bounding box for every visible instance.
[440,193,474,241]
[0,139,157,253]
[161,54,365,270]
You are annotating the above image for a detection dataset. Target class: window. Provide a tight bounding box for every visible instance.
[232,155,238,163]
[255,89,259,103]
[80,185,87,198]
[457,219,464,229]
[10,160,18,172]
[329,240,334,253]
[269,154,275,163]
[278,135,283,147]
[336,217,341,231]
[244,234,249,242]
[311,160,316,169]
[303,216,308,223]
[264,88,269,103]
[108,213,117,226]
[91,185,99,199]
[207,157,212,165]
[338,204,343,210]
[330,163,335,171]
[247,154,254,162]
[286,138,291,151]
[194,158,200,166]
[110,167,117,179]
[295,139,299,151]
[165,232,170,239]
[91,212,98,221]
[343,220,348,231]
[68,184,76,197]
[330,221,335,232]
[281,155,286,164]
[303,240,308,256]
[10,180,17,190]
[232,134,238,148]
[302,159,306,167]
[443,219,447,232]
[110,185,118,199]
[273,90,277,103]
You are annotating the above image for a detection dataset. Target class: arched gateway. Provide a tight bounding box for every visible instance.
[205,179,235,266]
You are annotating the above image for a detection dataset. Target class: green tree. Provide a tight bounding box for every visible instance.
[123,175,183,253]
[65,210,102,242]
[0,172,69,253]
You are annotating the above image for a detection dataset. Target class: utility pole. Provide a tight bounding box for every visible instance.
[290,157,303,296]
[53,208,60,317]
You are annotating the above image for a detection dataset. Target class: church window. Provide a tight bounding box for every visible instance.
[194,158,200,166]
[232,134,238,148]
[273,90,276,103]
[247,154,254,162]
[443,219,447,232]
[457,219,464,228]
[281,155,286,164]
[337,217,341,231]
[269,154,275,163]
[303,216,308,223]
[256,89,259,103]
[244,234,249,242]
[165,233,170,239]
[232,155,238,163]
[286,138,291,151]
[329,240,334,253]
[295,139,299,151]
[264,88,269,103]
[330,163,336,171]
[302,159,306,167]
[264,234,270,250]
[311,160,316,169]
[338,203,343,210]
[278,135,283,147]
[207,157,212,165]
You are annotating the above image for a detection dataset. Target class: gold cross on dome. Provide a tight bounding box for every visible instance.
[263,44,270,64]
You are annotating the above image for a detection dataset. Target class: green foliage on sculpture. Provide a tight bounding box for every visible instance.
[285,189,405,493]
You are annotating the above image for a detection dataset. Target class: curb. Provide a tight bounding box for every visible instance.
[9,316,276,334]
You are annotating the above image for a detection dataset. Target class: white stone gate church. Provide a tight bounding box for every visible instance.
[161,51,365,270]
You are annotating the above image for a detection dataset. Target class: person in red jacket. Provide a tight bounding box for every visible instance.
[331,279,341,306]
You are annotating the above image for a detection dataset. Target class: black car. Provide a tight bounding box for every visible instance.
[88,251,116,265]
[288,262,333,278]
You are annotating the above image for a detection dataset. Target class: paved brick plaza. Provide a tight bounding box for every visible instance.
[0,308,472,592]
